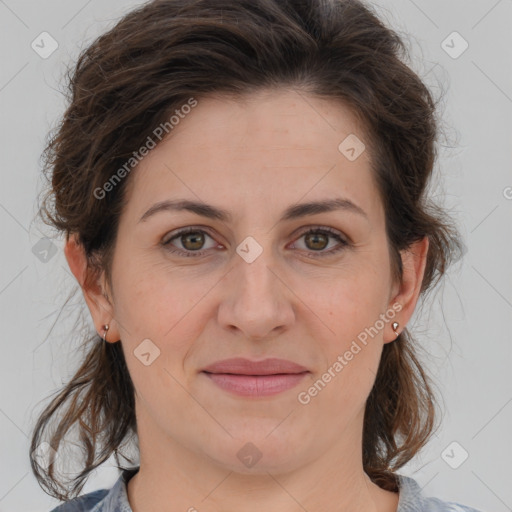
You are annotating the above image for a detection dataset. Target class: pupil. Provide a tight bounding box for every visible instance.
[306,233,327,250]
[184,232,204,250]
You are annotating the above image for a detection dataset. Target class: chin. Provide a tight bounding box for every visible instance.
[204,431,309,475]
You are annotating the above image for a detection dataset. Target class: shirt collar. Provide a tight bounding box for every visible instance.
[100,467,427,512]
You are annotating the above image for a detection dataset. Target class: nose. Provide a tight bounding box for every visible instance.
[217,240,296,341]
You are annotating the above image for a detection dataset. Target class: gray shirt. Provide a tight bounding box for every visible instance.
[49,468,484,512]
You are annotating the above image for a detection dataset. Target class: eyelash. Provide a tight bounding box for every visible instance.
[161,225,350,259]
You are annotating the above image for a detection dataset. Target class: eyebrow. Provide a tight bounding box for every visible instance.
[138,197,368,224]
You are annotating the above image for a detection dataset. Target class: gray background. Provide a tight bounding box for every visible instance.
[0,0,511,510]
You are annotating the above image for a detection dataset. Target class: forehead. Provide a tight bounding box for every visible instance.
[169,88,367,150]
[121,88,382,224]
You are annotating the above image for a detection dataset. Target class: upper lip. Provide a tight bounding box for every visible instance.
[201,358,309,376]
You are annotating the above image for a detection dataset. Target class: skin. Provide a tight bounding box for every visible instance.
[65,88,428,512]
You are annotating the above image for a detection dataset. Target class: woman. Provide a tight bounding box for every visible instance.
[31,0,483,510]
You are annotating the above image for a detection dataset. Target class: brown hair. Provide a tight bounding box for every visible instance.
[31,0,463,500]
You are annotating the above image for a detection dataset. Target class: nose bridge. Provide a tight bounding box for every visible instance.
[217,231,294,338]
[234,233,280,303]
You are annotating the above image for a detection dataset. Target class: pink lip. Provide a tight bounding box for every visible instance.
[201,358,310,397]
[202,357,309,375]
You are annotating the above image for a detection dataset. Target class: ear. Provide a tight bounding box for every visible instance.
[64,234,120,343]
[384,236,429,343]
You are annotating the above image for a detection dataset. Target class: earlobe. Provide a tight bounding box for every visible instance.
[391,321,400,339]
[63,234,120,342]
[386,236,429,343]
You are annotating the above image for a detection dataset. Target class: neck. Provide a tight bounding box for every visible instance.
[126,412,398,512]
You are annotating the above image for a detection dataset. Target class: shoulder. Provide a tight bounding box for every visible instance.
[48,467,139,512]
[49,489,109,512]
[396,474,484,512]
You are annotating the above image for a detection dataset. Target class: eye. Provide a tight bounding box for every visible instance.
[289,226,350,258]
[161,225,350,258]
[162,227,219,257]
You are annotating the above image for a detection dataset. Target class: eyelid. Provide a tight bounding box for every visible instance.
[161,225,217,245]
[291,225,350,244]
[161,224,351,258]
[161,226,221,257]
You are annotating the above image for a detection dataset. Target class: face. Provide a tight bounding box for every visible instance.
[76,89,424,476]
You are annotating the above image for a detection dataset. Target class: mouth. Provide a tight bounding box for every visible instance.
[200,358,310,397]
[201,372,310,397]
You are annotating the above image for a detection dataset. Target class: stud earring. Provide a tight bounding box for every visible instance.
[102,324,109,342]
[392,321,399,339]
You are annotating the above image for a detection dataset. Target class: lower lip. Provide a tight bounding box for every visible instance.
[202,372,309,397]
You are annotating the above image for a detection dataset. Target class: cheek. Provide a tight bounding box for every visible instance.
[112,251,199,331]
[324,269,388,338]
[298,304,384,425]
[313,268,389,396]
[112,256,224,376]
